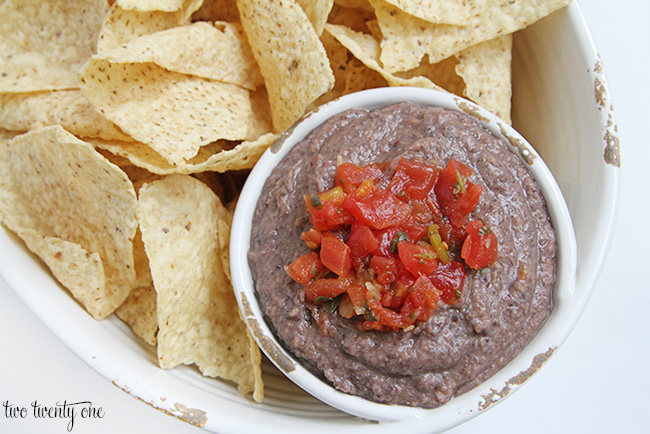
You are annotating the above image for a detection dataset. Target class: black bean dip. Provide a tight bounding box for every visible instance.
[248,102,556,408]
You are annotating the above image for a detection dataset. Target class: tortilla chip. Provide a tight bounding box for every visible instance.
[297,0,334,35]
[324,24,444,91]
[217,219,232,282]
[237,0,335,132]
[395,56,466,97]
[246,86,274,140]
[190,172,226,201]
[79,59,254,166]
[90,132,278,175]
[113,168,159,346]
[116,283,158,346]
[192,0,242,22]
[116,0,187,12]
[381,0,472,25]
[328,1,377,34]
[19,230,108,306]
[0,0,108,93]
[371,0,571,72]
[455,34,513,124]
[97,1,202,53]
[0,90,132,141]
[101,21,263,90]
[333,0,373,11]
[0,126,138,319]
[365,19,384,41]
[0,129,21,142]
[137,174,263,400]
[312,31,387,106]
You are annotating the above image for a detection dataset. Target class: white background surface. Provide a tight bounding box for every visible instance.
[1,1,648,433]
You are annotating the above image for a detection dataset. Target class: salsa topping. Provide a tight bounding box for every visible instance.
[285,157,498,331]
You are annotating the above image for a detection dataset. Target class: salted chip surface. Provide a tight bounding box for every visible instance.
[103,21,263,90]
[455,34,513,124]
[328,1,377,34]
[324,24,444,91]
[113,167,160,345]
[297,0,334,35]
[0,90,131,141]
[192,0,242,22]
[237,0,335,132]
[79,59,253,166]
[116,284,158,346]
[0,126,138,319]
[98,2,192,53]
[372,0,571,72]
[91,132,278,175]
[314,31,387,106]
[0,129,20,143]
[382,0,472,25]
[395,56,465,97]
[116,0,187,12]
[0,0,108,92]
[137,174,263,400]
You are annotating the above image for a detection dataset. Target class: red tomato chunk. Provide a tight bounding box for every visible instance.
[335,162,384,193]
[284,251,326,286]
[434,159,483,228]
[461,220,499,269]
[287,157,498,331]
[388,158,439,201]
[343,187,412,230]
[320,236,352,277]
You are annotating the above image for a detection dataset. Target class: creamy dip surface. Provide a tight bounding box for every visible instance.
[248,102,556,408]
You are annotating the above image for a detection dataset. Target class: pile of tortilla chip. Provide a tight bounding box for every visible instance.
[0,0,571,405]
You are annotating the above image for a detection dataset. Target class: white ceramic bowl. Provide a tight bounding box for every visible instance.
[230,86,578,423]
[0,3,620,434]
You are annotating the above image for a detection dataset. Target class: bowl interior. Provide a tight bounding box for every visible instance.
[511,4,619,319]
[230,86,578,423]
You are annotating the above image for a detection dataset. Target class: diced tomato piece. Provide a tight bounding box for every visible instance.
[372,227,400,256]
[429,260,466,304]
[284,251,327,285]
[365,298,410,331]
[343,188,412,230]
[334,162,384,193]
[434,159,482,228]
[400,275,440,322]
[425,195,443,218]
[369,255,400,284]
[346,281,367,308]
[304,278,349,304]
[304,186,354,231]
[400,200,434,242]
[380,285,394,307]
[320,236,352,277]
[426,194,467,253]
[348,223,379,263]
[397,240,439,276]
[388,158,439,201]
[300,228,322,249]
[461,220,498,269]
[387,274,415,309]
[345,281,372,318]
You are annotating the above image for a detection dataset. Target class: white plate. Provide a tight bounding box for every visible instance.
[0,3,620,434]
